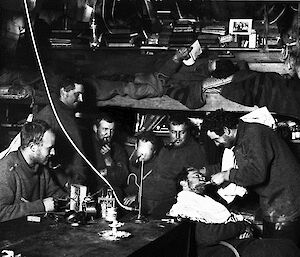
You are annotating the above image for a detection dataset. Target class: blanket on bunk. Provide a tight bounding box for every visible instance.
[0,61,206,109]
[84,74,206,109]
[83,57,207,109]
[221,70,300,120]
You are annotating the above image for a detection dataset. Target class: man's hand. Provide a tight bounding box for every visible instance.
[173,47,192,63]
[123,195,137,206]
[104,156,113,167]
[99,168,108,177]
[198,167,207,176]
[239,225,253,239]
[100,144,113,166]
[100,144,111,155]
[43,197,55,212]
[211,170,230,185]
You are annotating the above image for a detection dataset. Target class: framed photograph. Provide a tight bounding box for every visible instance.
[229,19,252,35]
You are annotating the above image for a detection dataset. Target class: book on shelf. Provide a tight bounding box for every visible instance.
[197,33,219,46]
[200,25,226,35]
[173,22,194,33]
[109,28,131,34]
[200,29,226,35]
[107,42,135,47]
[104,32,139,47]
[49,38,72,48]
[173,27,194,33]
[169,32,196,45]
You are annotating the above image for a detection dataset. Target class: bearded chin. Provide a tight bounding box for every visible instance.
[102,137,110,143]
[192,185,205,195]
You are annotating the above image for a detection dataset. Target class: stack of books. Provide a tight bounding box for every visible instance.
[172,20,194,33]
[200,25,226,35]
[156,10,173,26]
[49,30,74,48]
[49,38,72,48]
[104,33,136,47]
[169,20,196,47]
[169,32,196,47]
[197,34,220,47]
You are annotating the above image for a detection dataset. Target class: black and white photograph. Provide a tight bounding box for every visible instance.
[229,18,253,35]
[1,1,300,256]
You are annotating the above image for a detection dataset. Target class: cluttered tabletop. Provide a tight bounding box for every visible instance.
[0,213,192,257]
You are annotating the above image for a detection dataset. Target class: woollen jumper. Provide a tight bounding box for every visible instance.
[0,150,67,222]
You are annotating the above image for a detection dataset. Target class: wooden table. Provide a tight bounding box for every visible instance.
[0,215,194,257]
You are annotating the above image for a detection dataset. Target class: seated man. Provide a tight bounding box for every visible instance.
[154,114,208,204]
[170,168,300,257]
[0,120,68,222]
[89,112,128,198]
[125,115,208,218]
[124,131,166,217]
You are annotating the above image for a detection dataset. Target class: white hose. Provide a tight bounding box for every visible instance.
[219,241,240,257]
[23,0,135,211]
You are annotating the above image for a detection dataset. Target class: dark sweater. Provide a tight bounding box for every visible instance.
[206,121,300,223]
[0,150,67,222]
[89,134,129,195]
[155,136,208,199]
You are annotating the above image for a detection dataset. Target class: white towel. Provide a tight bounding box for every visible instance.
[218,147,247,203]
[168,191,243,223]
[240,106,276,129]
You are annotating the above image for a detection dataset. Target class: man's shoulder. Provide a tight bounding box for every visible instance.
[240,121,273,135]
[35,104,54,120]
[0,152,19,176]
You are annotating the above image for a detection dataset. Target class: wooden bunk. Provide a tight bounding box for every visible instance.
[96,92,258,113]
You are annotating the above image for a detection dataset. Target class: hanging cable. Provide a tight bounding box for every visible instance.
[137,159,144,220]
[269,6,286,25]
[111,0,116,22]
[102,0,113,34]
[23,0,135,211]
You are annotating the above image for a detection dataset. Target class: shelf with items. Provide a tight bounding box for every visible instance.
[0,98,32,128]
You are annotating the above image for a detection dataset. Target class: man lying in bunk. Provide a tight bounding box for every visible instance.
[168,167,300,257]
[213,52,300,121]
[84,46,207,109]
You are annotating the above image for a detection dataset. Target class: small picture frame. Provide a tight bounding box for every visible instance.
[229,19,252,35]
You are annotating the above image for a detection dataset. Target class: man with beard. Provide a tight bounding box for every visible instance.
[123,116,208,218]
[152,114,208,213]
[200,109,300,248]
[90,113,128,198]
[35,76,86,190]
[0,120,68,222]
[123,131,163,216]
[170,168,300,257]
